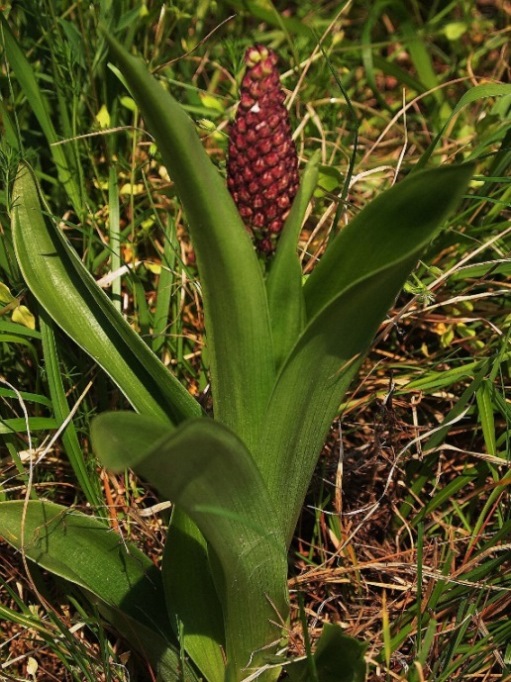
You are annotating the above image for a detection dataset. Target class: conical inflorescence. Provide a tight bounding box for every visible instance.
[227,44,299,254]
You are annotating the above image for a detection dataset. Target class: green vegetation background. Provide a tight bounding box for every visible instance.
[0,1,510,681]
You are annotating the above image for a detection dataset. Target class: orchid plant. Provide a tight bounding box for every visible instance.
[0,27,473,682]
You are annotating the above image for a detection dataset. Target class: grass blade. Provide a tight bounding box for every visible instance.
[39,311,102,507]
[416,83,511,169]
[0,15,84,213]
[476,378,498,458]
[0,416,58,434]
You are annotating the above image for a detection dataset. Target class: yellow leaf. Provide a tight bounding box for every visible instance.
[197,118,217,132]
[93,178,109,190]
[443,21,467,41]
[120,96,138,113]
[145,262,162,275]
[199,93,225,113]
[95,104,111,129]
[119,183,144,196]
[0,281,15,305]
[12,305,36,330]
[27,657,38,677]
[440,328,455,347]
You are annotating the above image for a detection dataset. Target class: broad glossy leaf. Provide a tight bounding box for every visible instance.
[0,500,168,635]
[304,165,474,318]
[103,33,275,452]
[1,499,200,679]
[286,624,367,682]
[12,163,200,425]
[92,412,287,682]
[164,508,226,682]
[258,164,474,543]
[90,411,226,681]
[266,152,320,369]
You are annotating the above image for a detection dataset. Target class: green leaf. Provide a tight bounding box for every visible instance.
[412,472,478,527]
[222,0,312,37]
[400,19,447,110]
[103,32,274,452]
[90,411,225,681]
[11,163,201,425]
[0,100,20,149]
[164,508,226,682]
[100,604,201,681]
[303,165,474,318]
[266,152,320,369]
[0,500,201,678]
[0,417,59,434]
[0,500,168,635]
[257,165,474,543]
[0,388,50,408]
[476,379,497,458]
[91,412,288,682]
[286,624,367,682]
[314,165,342,197]
[0,319,41,340]
[443,21,468,41]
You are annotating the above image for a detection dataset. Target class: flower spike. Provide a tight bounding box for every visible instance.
[227,44,299,254]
